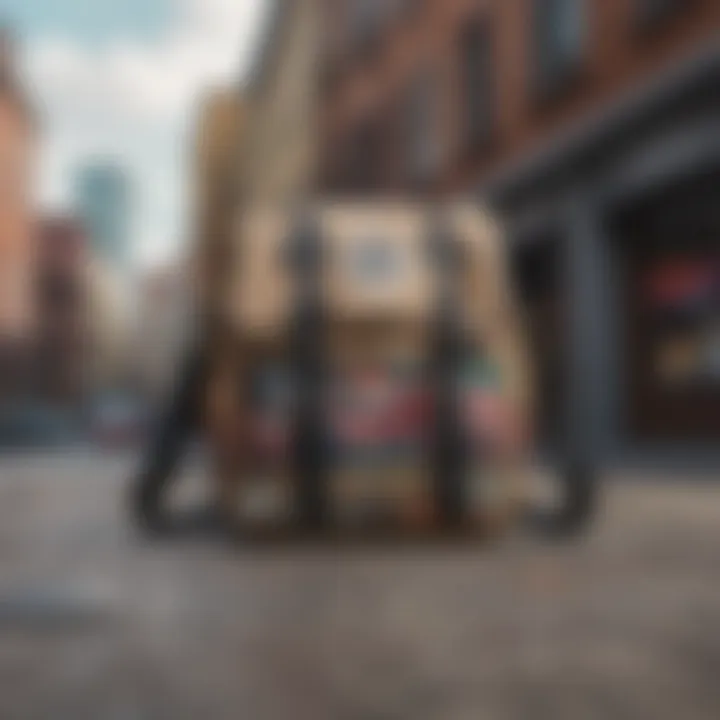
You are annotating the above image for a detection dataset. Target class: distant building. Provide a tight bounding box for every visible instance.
[239,0,319,205]
[0,27,38,406]
[133,266,189,403]
[189,0,318,320]
[75,164,135,396]
[193,89,246,319]
[84,255,134,396]
[75,163,131,271]
[35,216,90,406]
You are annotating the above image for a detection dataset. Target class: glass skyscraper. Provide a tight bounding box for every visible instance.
[75,163,131,271]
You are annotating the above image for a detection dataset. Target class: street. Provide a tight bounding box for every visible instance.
[0,451,719,719]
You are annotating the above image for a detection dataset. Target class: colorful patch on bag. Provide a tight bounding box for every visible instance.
[328,364,429,462]
[243,355,517,468]
[459,358,522,456]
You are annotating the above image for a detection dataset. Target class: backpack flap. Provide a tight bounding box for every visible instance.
[321,204,435,328]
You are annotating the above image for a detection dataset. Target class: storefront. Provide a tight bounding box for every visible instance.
[489,67,720,466]
[617,179,720,445]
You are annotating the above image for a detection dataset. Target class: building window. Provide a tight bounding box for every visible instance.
[348,0,392,54]
[394,0,425,20]
[460,20,494,149]
[40,276,79,310]
[346,116,385,193]
[320,7,343,92]
[633,0,686,33]
[405,69,442,186]
[533,0,587,101]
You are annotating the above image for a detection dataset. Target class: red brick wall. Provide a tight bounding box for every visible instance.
[35,218,89,403]
[321,0,720,194]
[0,94,36,341]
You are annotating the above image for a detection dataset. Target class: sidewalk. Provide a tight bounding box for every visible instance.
[0,452,718,719]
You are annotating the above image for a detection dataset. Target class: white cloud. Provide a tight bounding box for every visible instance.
[25,0,269,268]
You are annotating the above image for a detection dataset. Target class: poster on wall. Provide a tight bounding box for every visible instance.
[643,258,720,388]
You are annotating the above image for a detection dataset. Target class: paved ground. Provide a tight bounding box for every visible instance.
[0,450,718,720]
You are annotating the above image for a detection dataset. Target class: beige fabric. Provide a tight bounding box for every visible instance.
[226,202,528,368]
[227,206,293,341]
[321,203,434,324]
[450,201,534,423]
[216,201,533,527]
[225,198,533,434]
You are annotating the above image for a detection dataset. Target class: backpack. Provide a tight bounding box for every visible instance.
[203,201,537,538]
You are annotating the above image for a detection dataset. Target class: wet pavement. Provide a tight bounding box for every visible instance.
[0,450,719,719]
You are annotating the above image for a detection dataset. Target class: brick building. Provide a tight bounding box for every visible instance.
[318,0,720,464]
[35,217,90,407]
[0,28,37,405]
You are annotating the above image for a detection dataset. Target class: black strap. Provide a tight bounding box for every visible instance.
[130,341,208,535]
[287,212,329,530]
[527,459,598,538]
[426,214,471,527]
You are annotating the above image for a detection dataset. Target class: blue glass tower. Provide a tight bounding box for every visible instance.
[75,163,131,271]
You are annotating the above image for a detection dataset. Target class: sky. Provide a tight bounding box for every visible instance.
[3,0,269,268]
